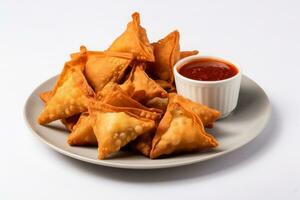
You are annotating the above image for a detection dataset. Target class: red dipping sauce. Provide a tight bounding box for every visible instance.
[178,58,238,81]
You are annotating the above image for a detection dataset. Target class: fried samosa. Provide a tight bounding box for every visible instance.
[121,66,168,103]
[39,91,80,131]
[145,97,169,112]
[89,102,158,159]
[155,79,177,93]
[149,31,180,83]
[39,91,52,103]
[99,84,162,156]
[155,80,172,91]
[100,83,165,157]
[61,114,81,131]
[67,113,97,146]
[38,46,89,103]
[51,46,88,96]
[85,51,133,92]
[130,131,155,157]
[107,12,154,62]
[38,68,95,125]
[98,83,163,114]
[169,93,221,127]
[68,84,162,147]
[150,102,218,159]
[180,50,199,59]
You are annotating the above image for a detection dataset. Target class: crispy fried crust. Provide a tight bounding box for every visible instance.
[38,68,95,125]
[61,114,81,131]
[89,101,156,159]
[52,46,88,95]
[180,50,199,59]
[67,113,97,146]
[150,102,218,159]
[168,93,221,127]
[121,66,168,103]
[149,31,180,83]
[70,46,104,60]
[85,51,133,92]
[145,97,169,112]
[107,12,154,62]
[89,101,161,121]
[39,91,52,103]
[39,91,80,130]
[37,12,221,160]
[130,131,155,157]
[98,83,163,115]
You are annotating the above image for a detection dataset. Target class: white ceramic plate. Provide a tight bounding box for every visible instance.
[24,75,271,169]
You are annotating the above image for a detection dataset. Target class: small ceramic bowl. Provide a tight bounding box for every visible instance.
[174,55,242,118]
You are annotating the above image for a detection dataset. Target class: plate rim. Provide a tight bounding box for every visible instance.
[23,75,271,169]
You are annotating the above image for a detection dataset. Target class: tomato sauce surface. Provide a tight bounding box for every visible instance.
[179,58,238,81]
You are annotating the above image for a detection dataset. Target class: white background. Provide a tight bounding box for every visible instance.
[1,0,299,199]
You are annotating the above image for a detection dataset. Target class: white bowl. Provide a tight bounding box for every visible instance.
[174,55,242,118]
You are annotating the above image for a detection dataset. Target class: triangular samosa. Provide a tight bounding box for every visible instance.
[150,102,218,159]
[38,68,95,125]
[149,31,180,83]
[99,83,162,114]
[107,12,154,62]
[89,102,158,159]
[85,51,133,92]
[121,66,168,103]
[169,93,221,127]
[67,113,97,146]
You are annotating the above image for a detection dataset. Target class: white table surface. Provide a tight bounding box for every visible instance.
[1,0,299,199]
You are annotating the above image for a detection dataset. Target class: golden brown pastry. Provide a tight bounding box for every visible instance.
[61,114,81,131]
[149,31,180,83]
[85,51,133,92]
[67,113,97,146]
[38,68,95,125]
[70,48,103,60]
[39,46,89,103]
[100,84,162,156]
[89,102,158,159]
[39,91,80,131]
[155,79,177,93]
[180,50,199,59]
[130,131,155,157]
[145,97,169,112]
[52,46,88,95]
[107,12,154,62]
[121,66,168,103]
[134,93,219,157]
[37,12,221,160]
[39,91,53,103]
[150,102,218,159]
[155,80,172,91]
[168,86,177,93]
[67,84,163,147]
[99,83,163,114]
[169,93,221,127]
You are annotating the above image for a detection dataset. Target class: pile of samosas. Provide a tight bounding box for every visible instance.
[38,12,221,159]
